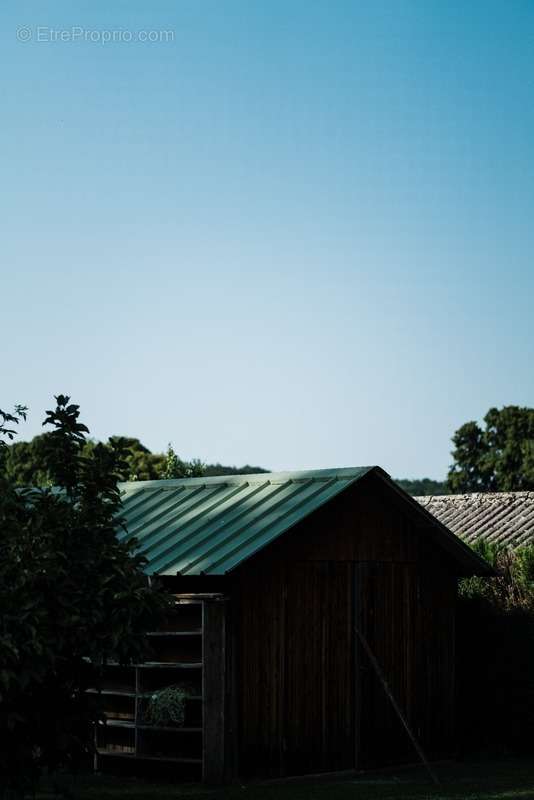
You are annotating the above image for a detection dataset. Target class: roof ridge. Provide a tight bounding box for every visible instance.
[119,466,377,491]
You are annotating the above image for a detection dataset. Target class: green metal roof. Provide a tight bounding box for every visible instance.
[118,467,374,576]
[117,466,493,577]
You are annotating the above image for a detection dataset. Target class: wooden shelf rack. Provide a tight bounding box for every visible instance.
[92,594,227,782]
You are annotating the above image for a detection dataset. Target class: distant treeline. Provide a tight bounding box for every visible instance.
[4,404,532,495]
[3,433,269,486]
[395,478,448,496]
[4,432,444,494]
[203,463,269,477]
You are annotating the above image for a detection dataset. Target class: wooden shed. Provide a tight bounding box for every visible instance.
[94,467,490,781]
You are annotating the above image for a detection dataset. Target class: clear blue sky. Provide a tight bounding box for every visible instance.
[2,1,533,479]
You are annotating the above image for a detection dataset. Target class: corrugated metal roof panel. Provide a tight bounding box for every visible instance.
[415,492,534,549]
[118,467,374,575]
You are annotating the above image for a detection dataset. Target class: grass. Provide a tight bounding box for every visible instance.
[37,758,534,800]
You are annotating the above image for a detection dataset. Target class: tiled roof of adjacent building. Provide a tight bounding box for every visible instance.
[415,492,534,548]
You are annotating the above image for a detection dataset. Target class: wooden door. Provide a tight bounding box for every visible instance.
[354,562,418,767]
[284,561,355,774]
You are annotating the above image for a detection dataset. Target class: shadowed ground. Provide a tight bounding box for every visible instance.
[38,758,534,800]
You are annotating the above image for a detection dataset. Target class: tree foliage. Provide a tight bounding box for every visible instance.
[0,397,169,798]
[3,433,52,487]
[107,436,165,481]
[162,443,204,480]
[4,435,205,485]
[457,540,534,755]
[4,435,274,486]
[448,405,534,493]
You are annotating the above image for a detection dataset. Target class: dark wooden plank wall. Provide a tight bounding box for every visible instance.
[416,567,456,754]
[232,474,457,777]
[237,562,286,776]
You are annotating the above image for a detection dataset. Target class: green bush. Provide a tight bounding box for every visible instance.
[138,684,194,728]
[457,539,534,755]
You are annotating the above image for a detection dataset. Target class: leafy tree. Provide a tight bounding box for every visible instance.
[4,432,53,487]
[162,443,204,479]
[448,405,534,493]
[187,458,205,478]
[5,435,208,486]
[0,397,168,798]
[108,436,165,481]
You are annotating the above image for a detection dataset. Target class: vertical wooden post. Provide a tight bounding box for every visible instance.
[202,598,227,784]
[134,666,140,757]
[353,563,362,772]
[93,717,99,773]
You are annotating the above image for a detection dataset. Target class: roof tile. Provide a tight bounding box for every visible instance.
[415,492,534,548]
